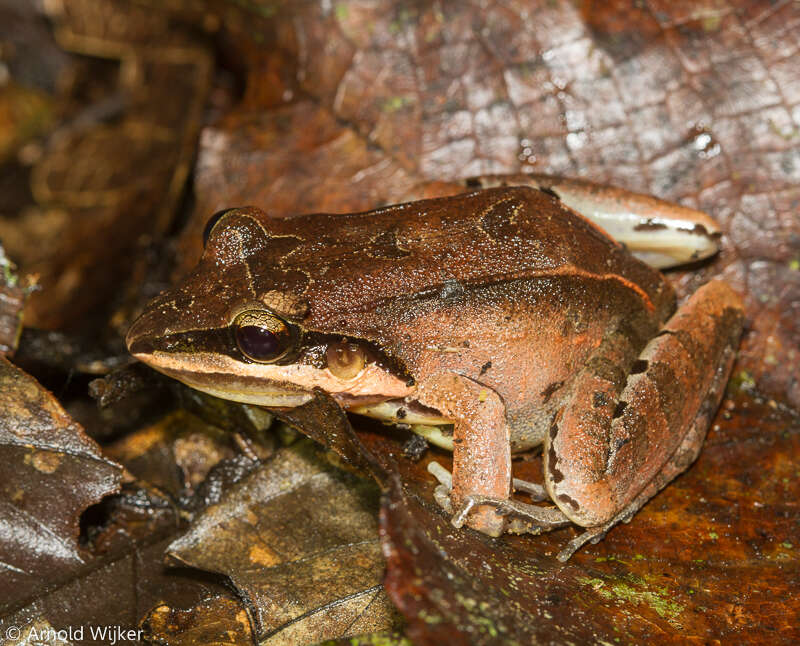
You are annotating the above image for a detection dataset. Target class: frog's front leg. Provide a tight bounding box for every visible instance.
[546,279,743,559]
[416,372,513,536]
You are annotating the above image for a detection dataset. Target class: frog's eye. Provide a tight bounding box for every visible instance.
[203,208,239,247]
[233,310,294,363]
[326,340,366,380]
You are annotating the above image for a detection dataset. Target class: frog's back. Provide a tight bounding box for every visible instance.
[246,186,673,331]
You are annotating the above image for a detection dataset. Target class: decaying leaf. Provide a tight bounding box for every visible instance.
[0,356,122,610]
[144,596,255,646]
[1,532,241,645]
[165,440,401,644]
[105,409,242,501]
[0,404,255,642]
[0,0,213,331]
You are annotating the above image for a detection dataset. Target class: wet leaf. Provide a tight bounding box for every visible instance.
[0,405,252,642]
[0,356,122,610]
[104,409,241,501]
[1,532,240,645]
[166,440,401,643]
[144,596,254,646]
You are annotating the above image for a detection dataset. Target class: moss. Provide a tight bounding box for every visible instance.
[318,633,413,646]
[578,575,685,623]
[417,609,443,625]
[728,370,756,392]
[382,96,415,112]
[335,4,349,20]
[702,14,722,32]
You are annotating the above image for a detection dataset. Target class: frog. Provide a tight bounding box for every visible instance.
[126,174,744,560]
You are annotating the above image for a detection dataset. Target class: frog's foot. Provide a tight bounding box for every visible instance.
[428,460,547,501]
[512,478,549,502]
[453,495,571,533]
[428,461,566,533]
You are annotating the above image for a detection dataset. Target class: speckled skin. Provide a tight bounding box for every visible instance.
[127,186,743,541]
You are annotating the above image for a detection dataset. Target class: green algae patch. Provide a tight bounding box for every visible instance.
[317,634,413,646]
[578,574,685,625]
[347,634,413,646]
[728,369,756,393]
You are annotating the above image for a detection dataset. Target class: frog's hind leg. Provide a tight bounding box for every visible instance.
[545,280,743,559]
[555,397,714,561]
[462,174,721,269]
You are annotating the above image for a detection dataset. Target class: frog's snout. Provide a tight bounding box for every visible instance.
[125,309,158,359]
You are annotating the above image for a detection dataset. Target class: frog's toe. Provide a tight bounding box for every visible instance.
[427,460,548,501]
[428,461,455,513]
[433,483,453,513]
[428,461,561,533]
[427,460,453,489]
[512,477,548,502]
[557,524,611,562]
[452,495,571,534]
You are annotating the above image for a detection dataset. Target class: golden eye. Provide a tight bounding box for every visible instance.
[326,340,366,380]
[233,310,294,363]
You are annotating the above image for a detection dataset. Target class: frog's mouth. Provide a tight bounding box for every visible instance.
[132,349,317,407]
[179,380,314,408]
[128,343,415,409]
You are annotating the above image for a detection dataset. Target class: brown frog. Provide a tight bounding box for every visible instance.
[126,175,743,560]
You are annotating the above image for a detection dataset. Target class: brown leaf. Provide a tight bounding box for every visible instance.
[144,596,255,646]
[0,356,121,610]
[105,409,241,501]
[166,440,401,643]
[0,405,253,642]
[1,532,240,644]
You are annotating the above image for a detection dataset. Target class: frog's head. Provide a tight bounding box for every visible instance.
[126,207,414,408]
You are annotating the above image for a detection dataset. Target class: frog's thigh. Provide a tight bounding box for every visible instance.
[417,373,511,536]
[545,280,743,527]
[463,174,720,269]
